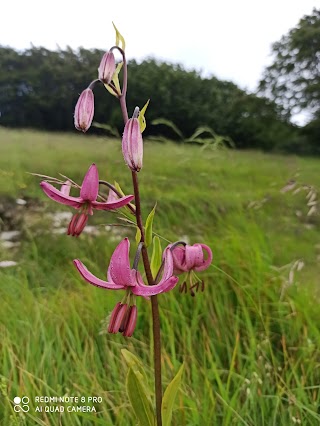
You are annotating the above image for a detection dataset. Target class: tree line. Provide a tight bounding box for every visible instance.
[0,9,319,154]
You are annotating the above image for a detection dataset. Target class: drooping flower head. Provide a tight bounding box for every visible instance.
[170,243,212,275]
[169,242,213,296]
[74,88,95,133]
[73,238,179,336]
[40,164,134,236]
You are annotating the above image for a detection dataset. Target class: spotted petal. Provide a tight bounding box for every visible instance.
[185,245,203,270]
[194,244,213,272]
[170,245,188,274]
[73,259,125,290]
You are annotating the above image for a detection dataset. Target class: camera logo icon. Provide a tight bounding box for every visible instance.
[13,396,30,412]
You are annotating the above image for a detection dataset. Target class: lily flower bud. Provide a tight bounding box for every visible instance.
[74,88,94,133]
[122,116,143,172]
[98,51,116,84]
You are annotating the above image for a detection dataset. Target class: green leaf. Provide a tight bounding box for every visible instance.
[112,22,126,50]
[135,226,142,245]
[145,203,157,247]
[150,236,162,278]
[104,83,119,97]
[112,62,123,94]
[138,99,150,133]
[113,181,135,217]
[162,363,184,426]
[114,181,125,197]
[121,349,148,380]
[126,368,156,426]
[122,350,155,426]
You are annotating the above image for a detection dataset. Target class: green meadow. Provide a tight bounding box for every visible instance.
[0,127,320,425]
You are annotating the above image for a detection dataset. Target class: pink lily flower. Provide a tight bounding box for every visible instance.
[73,237,178,336]
[73,237,178,297]
[169,242,212,296]
[170,243,213,275]
[40,164,134,236]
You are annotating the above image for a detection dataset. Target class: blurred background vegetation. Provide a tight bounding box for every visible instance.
[0,8,319,154]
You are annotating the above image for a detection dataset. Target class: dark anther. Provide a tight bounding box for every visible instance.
[179,282,187,293]
[189,280,205,296]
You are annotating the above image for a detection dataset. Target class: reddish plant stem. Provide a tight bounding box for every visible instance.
[131,171,162,426]
[118,52,162,426]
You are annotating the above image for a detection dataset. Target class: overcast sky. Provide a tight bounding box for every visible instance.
[1,1,318,94]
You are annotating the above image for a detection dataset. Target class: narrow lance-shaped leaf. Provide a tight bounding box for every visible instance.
[162,363,184,426]
[121,349,149,381]
[135,226,142,245]
[104,84,119,97]
[151,236,162,278]
[114,181,125,197]
[114,180,135,217]
[122,350,155,426]
[126,368,156,426]
[104,62,123,97]
[145,203,156,247]
[112,22,126,50]
[112,62,123,94]
[138,99,150,133]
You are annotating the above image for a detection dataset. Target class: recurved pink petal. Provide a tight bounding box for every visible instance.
[131,273,179,297]
[194,244,213,272]
[185,245,203,270]
[73,259,125,290]
[80,164,99,201]
[60,180,72,196]
[106,188,119,203]
[92,194,135,210]
[107,238,134,287]
[40,181,83,209]
[170,246,188,274]
[161,247,175,281]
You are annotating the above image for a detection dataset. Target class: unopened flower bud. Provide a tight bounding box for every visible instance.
[74,88,94,133]
[122,118,143,172]
[98,51,116,84]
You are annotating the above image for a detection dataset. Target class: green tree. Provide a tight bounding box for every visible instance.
[259,8,320,120]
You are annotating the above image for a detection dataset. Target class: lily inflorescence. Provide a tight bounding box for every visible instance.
[39,26,212,337]
[38,23,212,426]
